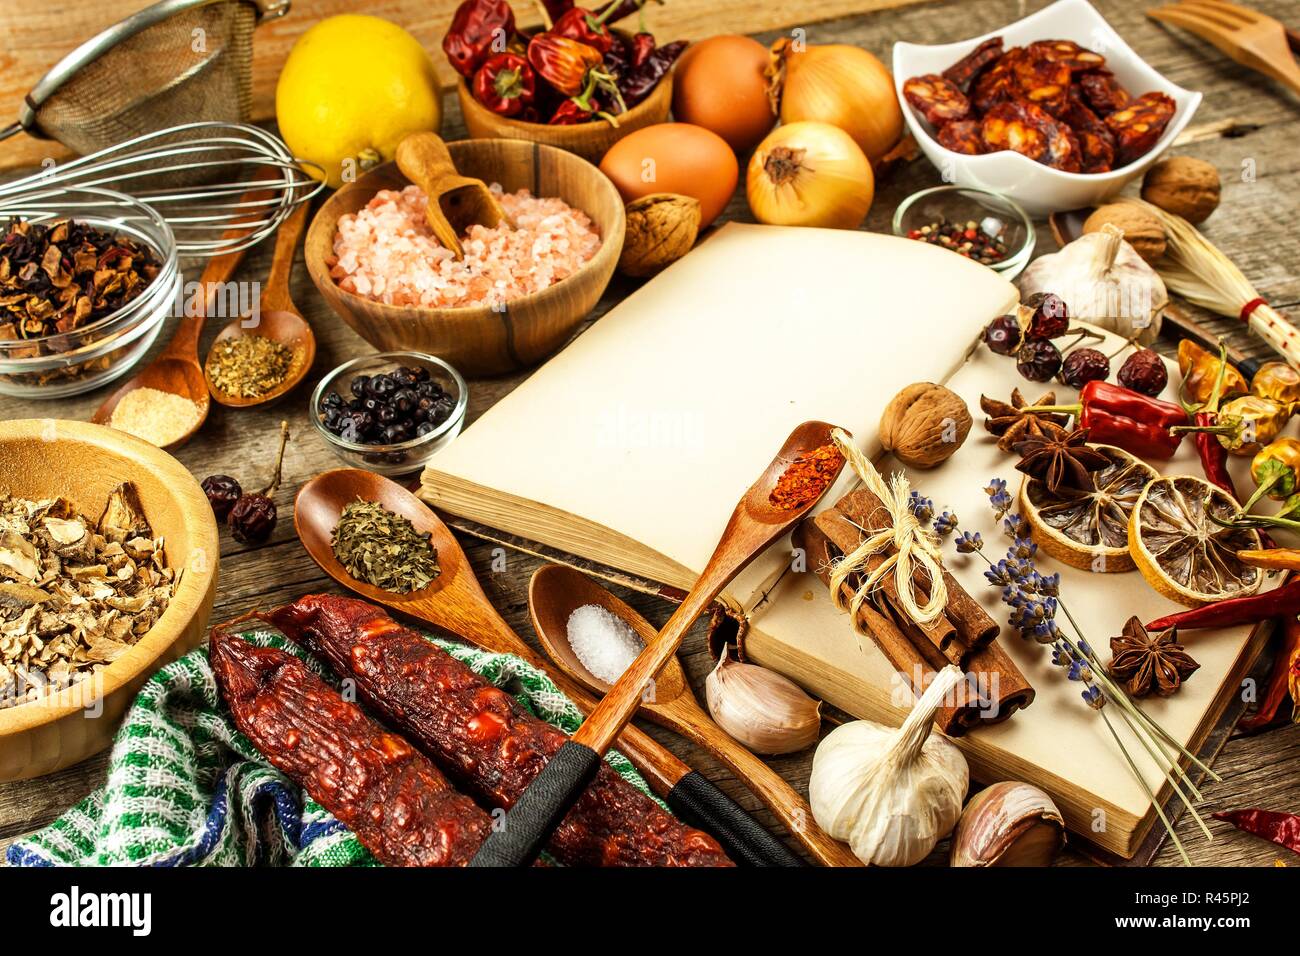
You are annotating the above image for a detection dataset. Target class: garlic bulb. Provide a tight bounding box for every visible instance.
[809,666,969,866]
[1018,223,1168,345]
[705,650,821,754]
[950,781,1065,867]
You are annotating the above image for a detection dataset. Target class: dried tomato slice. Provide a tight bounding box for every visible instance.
[1105,91,1176,166]
[937,119,984,155]
[1061,90,1116,173]
[904,73,971,125]
[1025,39,1107,71]
[1078,69,1131,116]
[942,36,1004,91]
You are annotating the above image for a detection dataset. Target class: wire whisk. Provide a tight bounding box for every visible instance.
[0,122,326,258]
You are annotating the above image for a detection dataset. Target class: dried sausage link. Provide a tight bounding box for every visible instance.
[1061,90,1116,173]
[1011,48,1073,115]
[209,625,494,867]
[904,74,971,126]
[1025,39,1106,71]
[937,119,984,155]
[942,36,1004,90]
[1105,91,1176,166]
[264,595,734,868]
[1078,69,1131,116]
[971,49,1021,113]
[980,98,1080,171]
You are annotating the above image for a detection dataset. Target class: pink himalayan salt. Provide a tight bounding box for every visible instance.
[327,184,601,309]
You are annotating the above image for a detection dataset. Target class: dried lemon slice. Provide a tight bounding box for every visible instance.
[1019,445,1157,572]
[1129,475,1262,607]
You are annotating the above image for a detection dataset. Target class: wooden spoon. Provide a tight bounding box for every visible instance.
[91,183,275,448]
[474,421,848,867]
[293,467,804,867]
[529,564,861,867]
[395,132,512,259]
[1046,208,1261,377]
[206,199,316,407]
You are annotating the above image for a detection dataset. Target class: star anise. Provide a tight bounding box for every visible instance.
[1013,424,1109,494]
[980,389,1071,453]
[1108,616,1200,698]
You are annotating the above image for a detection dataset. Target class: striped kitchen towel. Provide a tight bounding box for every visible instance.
[7,624,658,867]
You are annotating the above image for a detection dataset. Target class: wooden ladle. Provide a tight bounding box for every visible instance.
[395,132,512,259]
[529,564,861,867]
[91,182,275,447]
[474,421,848,867]
[293,467,804,867]
[206,199,316,407]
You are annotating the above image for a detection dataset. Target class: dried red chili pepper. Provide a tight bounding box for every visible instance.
[443,0,517,78]
[1147,577,1300,632]
[552,6,618,55]
[1238,615,1300,730]
[620,39,687,106]
[527,33,604,96]
[1174,340,1238,497]
[472,52,536,116]
[769,443,846,511]
[1212,807,1300,855]
[548,71,618,125]
[1036,380,1184,460]
[630,31,655,68]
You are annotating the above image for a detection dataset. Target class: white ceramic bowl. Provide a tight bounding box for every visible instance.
[893,0,1201,217]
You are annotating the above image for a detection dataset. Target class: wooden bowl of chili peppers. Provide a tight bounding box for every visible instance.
[445,0,684,164]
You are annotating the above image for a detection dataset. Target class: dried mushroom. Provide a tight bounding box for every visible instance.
[0,483,174,709]
[618,193,701,278]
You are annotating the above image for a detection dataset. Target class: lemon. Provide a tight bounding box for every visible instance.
[276,15,442,188]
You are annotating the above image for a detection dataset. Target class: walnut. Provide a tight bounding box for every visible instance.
[1140,157,1221,225]
[1082,202,1167,263]
[617,193,701,277]
[879,382,971,469]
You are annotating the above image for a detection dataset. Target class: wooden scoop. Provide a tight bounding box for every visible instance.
[293,467,804,867]
[529,564,861,867]
[473,421,848,867]
[395,132,513,259]
[206,199,316,408]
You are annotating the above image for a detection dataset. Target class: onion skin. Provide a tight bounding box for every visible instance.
[768,40,903,163]
[949,781,1065,867]
[746,121,874,229]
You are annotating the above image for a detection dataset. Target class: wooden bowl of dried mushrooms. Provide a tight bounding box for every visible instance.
[0,420,219,781]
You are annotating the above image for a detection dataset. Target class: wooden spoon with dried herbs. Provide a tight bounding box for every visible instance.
[205,199,315,408]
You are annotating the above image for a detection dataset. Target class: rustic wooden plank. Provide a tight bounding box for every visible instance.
[1,0,1298,868]
[0,0,937,171]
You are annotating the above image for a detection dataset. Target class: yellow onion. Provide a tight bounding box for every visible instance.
[747,121,874,229]
[766,38,903,163]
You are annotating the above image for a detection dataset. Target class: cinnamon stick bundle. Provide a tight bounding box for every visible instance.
[794,490,1034,736]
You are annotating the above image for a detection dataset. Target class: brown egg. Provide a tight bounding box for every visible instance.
[672,35,776,153]
[599,123,738,227]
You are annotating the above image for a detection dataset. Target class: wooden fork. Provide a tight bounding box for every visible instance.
[1147,0,1300,96]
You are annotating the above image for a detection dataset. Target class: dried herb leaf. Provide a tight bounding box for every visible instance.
[332,499,441,594]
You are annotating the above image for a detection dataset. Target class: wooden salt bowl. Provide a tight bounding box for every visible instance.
[0,420,219,781]
[457,73,673,165]
[305,139,626,377]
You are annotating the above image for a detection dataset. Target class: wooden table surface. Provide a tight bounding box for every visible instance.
[2,0,1297,868]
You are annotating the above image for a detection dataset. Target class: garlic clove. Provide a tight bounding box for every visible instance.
[949,781,1065,867]
[704,650,822,755]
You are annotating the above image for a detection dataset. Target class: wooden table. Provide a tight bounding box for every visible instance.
[2,0,1297,868]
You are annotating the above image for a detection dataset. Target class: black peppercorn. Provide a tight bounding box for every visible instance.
[320,366,455,447]
[1059,348,1110,389]
[201,475,243,521]
[1016,339,1063,382]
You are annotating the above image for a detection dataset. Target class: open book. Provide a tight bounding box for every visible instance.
[421,222,1268,858]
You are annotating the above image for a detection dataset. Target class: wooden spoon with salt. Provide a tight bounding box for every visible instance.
[395,132,513,259]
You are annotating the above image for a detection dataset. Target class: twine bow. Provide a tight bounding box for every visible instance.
[826,427,947,626]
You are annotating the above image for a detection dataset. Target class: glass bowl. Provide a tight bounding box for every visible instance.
[310,351,468,477]
[892,185,1035,280]
[0,187,180,399]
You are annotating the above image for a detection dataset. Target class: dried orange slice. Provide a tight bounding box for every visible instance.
[1128,475,1263,607]
[1019,445,1157,572]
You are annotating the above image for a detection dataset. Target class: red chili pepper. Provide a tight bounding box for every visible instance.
[527,33,604,96]
[1212,808,1300,855]
[472,52,536,117]
[619,39,687,107]
[1239,615,1300,730]
[443,0,517,78]
[1192,410,1237,497]
[1081,380,1186,428]
[1039,380,1185,460]
[548,72,618,125]
[552,6,617,55]
[1147,577,1300,632]
[630,31,656,67]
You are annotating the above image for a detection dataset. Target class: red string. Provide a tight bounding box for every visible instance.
[1240,297,1268,323]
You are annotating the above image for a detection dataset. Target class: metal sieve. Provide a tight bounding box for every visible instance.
[0,0,288,156]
